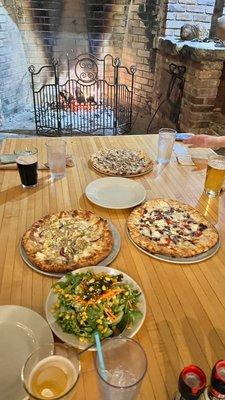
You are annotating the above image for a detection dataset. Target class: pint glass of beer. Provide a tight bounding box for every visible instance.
[15,147,38,188]
[204,155,225,197]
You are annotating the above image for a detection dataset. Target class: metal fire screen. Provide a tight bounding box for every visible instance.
[29,54,136,136]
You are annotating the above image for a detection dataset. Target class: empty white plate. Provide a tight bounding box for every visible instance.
[0,305,53,400]
[85,177,146,209]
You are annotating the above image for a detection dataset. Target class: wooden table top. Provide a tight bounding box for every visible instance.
[0,135,225,400]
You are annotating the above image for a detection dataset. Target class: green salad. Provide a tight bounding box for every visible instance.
[51,270,143,343]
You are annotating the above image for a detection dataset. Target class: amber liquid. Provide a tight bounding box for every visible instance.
[204,159,225,196]
[29,356,76,399]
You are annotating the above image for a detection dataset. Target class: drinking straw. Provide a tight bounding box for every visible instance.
[94,331,107,381]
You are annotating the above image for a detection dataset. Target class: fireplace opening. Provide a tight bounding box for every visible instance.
[1,1,225,137]
[29,53,136,136]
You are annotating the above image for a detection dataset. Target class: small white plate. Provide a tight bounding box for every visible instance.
[85,177,146,209]
[45,265,146,351]
[0,305,54,400]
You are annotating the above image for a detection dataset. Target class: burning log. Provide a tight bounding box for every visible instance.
[75,87,85,104]
[59,90,74,105]
[86,95,96,104]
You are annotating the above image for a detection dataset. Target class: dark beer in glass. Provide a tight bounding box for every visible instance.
[15,148,38,188]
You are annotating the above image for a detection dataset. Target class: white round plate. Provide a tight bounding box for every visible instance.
[127,228,220,265]
[20,222,121,278]
[85,177,146,209]
[0,305,53,400]
[45,265,146,351]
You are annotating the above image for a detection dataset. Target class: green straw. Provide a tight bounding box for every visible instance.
[94,332,107,381]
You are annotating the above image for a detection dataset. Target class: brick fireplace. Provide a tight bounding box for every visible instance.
[153,38,225,135]
[0,0,225,135]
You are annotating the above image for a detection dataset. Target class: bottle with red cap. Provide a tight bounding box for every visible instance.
[174,365,207,400]
[205,360,225,400]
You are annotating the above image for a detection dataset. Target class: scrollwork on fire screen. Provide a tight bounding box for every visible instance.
[74,57,98,84]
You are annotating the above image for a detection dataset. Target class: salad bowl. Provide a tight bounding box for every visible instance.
[45,265,146,351]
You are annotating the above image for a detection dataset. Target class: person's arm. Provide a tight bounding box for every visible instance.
[183,134,225,150]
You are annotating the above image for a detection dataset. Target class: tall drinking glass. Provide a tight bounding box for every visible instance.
[204,155,225,197]
[21,343,80,400]
[95,337,147,400]
[15,147,38,188]
[46,139,66,180]
[157,128,176,164]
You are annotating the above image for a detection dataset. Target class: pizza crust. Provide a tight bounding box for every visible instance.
[127,199,219,258]
[22,210,114,273]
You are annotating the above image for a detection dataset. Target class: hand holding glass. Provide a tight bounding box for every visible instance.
[21,343,80,400]
[46,139,66,180]
[157,128,176,164]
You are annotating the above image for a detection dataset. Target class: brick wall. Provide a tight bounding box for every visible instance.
[85,0,166,108]
[0,4,30,117]
[154,38,224,134]
[179,59,223,134]
[16,1,89,85]
[165,0,216,37]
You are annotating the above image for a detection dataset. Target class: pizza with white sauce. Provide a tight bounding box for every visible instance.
[90,148,154,176]
[127,199,219,258]
[22,210,114,273]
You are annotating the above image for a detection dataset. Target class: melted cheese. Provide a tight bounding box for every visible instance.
[138,206,203,245]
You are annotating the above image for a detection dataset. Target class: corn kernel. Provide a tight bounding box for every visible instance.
[98,325,103,332]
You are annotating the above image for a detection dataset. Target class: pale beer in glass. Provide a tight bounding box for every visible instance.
[22,344,80,400]
[204,155,225,197]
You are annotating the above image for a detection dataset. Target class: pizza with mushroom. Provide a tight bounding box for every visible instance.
[22,210,114,273]
[90,148,154,176]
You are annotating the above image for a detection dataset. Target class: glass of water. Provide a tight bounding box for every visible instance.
[46,139,67,180]
[95,337,147,400]
[157,128,176,164]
